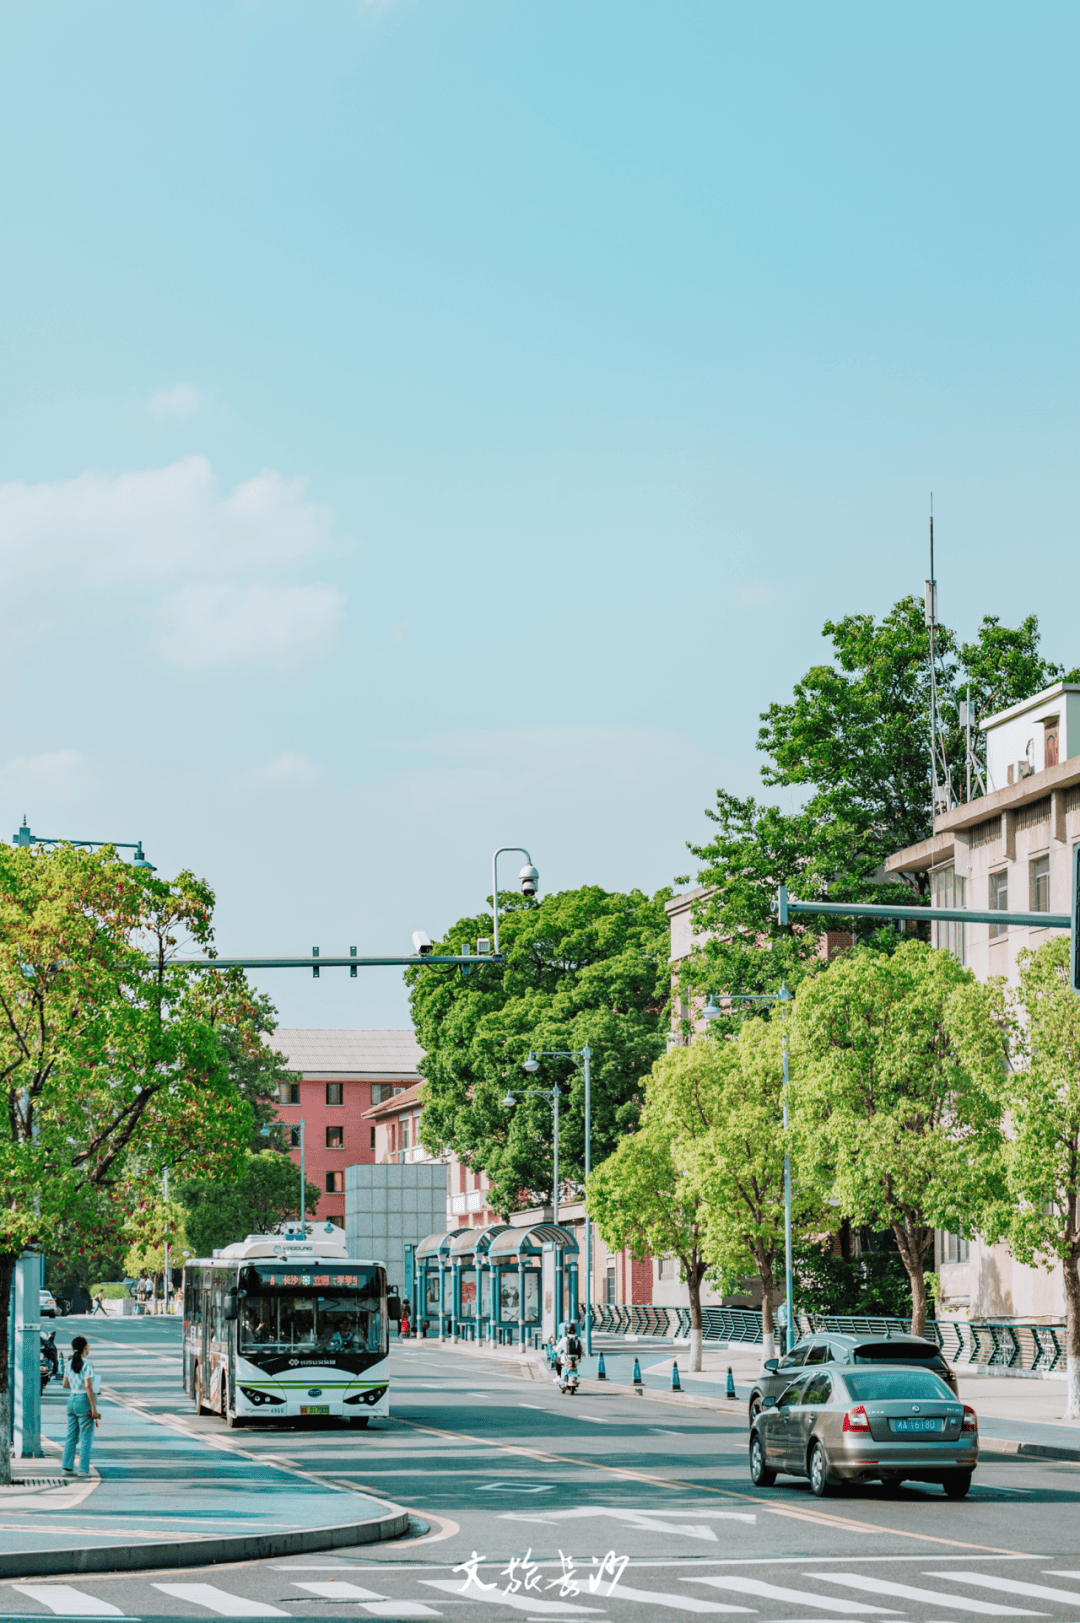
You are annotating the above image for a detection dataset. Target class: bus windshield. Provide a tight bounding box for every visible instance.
[240,1293,382,1354]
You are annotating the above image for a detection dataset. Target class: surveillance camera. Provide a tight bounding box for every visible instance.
[519,865,539,898]
[412,931,434,956]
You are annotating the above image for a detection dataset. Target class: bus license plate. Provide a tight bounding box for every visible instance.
[300,1405,330,1415]
[889,1417,942,1433]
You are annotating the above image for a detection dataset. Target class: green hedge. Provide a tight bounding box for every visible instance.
[90,1282,130,1299]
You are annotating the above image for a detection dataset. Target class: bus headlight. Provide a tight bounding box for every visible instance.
[239,1387,286,1406]
[344,1387,388,1407]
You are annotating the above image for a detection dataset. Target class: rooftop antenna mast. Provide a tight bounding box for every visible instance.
[925,497,955,821]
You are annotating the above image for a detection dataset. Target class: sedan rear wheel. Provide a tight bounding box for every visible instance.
[808,1441,833,1498]
[942,1470,973,1500]
[749,1434,776,1488]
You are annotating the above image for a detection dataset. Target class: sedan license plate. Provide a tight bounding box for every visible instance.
[889,1417,943,1434]
[300,1405,330,1415]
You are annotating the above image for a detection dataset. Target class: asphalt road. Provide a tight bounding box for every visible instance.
[9,1318,1080,1622]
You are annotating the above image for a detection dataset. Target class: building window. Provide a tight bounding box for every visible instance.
[400,1116,410,1153]
[289,1126,300,1148]
[1030,854,1050,913]
[371,1083,406,1104]
[938,1230,970,1265]
[657,1256,677,1282]
[280,1082,300,1105]
[933,865,966,965]
[989,870,1008,938]
[326,1171,343,1193]
[1045,718,1060,769]
[370,1126,376,1150]
[605,1263,616,1305]
[326,1083,343,1105]
[326,1126,343,1149]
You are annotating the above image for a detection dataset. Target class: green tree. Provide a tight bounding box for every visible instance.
[179,1151,323,1257]
[678,604,1076,1008]
[408,886,670,1216]
[216,1005,297,1153]
[791,941,1005,1336]
[965,938,1080,1418]
[0,843,258,1484]
[587,1123,712,1371]
[660,1022,827,1364]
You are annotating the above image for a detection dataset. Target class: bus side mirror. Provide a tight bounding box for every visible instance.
[223,1290,239,1322]
[387,1294,401,1322]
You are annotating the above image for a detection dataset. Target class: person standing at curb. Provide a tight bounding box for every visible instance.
[61,1335,100,1476]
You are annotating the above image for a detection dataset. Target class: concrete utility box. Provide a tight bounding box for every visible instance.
[344,1162,448,1303]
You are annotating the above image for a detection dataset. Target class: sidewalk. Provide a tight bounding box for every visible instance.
[2,1379,408,1579]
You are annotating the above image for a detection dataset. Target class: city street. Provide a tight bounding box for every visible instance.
[7,1318,1080,1621]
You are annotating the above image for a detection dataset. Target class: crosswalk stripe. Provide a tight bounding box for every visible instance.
[151,1584,290,1616]
[596,1583,751,1612]
[13,1587,125,1616]
[290,1584,442,1617]
[292,1583,386,1601]
[816,1574,1046,1615]
[930,1573,1080,1604]
[422,1578,602,1614]
[684,1577,898,1613]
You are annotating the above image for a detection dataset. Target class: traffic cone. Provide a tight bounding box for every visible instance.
[671,1360,682,1392]
[632,1357,643,1387]
[597,1351,608,1380]
[725,1366,736,1399]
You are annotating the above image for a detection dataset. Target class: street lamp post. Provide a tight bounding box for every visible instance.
[506,1044,595,1356]
[13,819,155,869]
[703,987,793,1362]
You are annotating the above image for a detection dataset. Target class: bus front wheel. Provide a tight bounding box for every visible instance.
[349,1416,370,1429]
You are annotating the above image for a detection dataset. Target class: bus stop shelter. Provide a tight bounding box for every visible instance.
[413,1222,579,1349]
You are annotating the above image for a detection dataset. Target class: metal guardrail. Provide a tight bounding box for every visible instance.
[588,1304,1067,1371]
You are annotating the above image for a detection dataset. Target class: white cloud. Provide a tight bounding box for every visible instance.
[155,582,346,667]
[225,752,324,795]
[0,750,91,804]
[148,383,203,418]
[0,456,335,585]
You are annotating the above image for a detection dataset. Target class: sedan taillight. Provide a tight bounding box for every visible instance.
[962,1404,978,1433]
[842,1404,871,1433]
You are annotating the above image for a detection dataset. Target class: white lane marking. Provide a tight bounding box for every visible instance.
[292,1583,386,1601]
[13,1587,126,1615]
[422,1581,599,1615]
[817,1575,1044,1616]
[571,1414,612,1424]
[477,1481,556,1492]
[356,1606,443,1618]
[685,1578,897,1613]
[933,1574,1080,1604]
[518,1404,554,1412]
[500,1506,755,1541]
[152,1584,290,1616]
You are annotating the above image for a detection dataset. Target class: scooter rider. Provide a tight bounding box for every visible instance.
[553,1322,582,1388]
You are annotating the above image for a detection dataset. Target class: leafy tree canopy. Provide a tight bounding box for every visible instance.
[179,1151,322,1258]
[791,940,1005,1335]
[679,601,1075,1003]
[408,886,671,1217]
[0,842,266,1482]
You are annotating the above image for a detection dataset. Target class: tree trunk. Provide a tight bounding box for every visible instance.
[760,1278,775,1368]
[1064,1250,1080,1420]
[686,1266,703,1373]
[0,1253,15,1486]
[892,1215,932,1338]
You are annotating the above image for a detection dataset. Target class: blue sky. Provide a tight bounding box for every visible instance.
[1,1,1076,1029]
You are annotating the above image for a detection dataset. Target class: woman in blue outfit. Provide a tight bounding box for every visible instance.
[61,1335,100,1476]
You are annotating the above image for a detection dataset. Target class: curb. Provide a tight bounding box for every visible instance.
[0,1506,412,1580]
[980,1435,1080,1464]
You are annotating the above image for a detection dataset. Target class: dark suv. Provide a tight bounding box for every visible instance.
[747,1331,958,1422]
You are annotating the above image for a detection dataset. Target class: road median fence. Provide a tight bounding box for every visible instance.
[588,1304,1068,1373]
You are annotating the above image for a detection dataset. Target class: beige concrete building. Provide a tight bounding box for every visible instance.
[887,681,1080,1321]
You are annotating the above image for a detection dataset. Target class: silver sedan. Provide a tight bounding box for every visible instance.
[748,1362,978,1499]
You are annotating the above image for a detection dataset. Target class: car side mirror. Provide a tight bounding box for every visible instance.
[760,1395,778,1410]
[763,1358,779,1372]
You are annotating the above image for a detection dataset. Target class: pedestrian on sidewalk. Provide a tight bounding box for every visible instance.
[400,1300,411,1339]
[92,1291,106,1316]
[61,1335,101,1477]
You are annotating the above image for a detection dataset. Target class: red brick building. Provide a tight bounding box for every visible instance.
[269,1030,424,1225]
